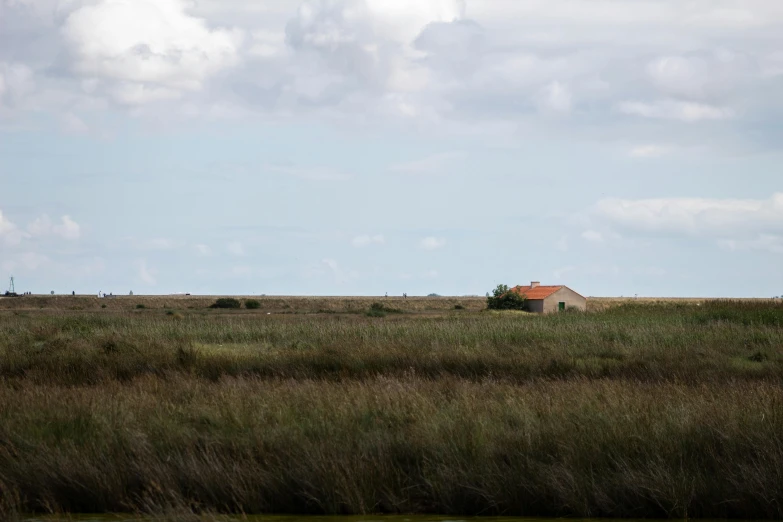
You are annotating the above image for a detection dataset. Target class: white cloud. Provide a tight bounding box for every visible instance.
[389,152,463,175]
[581,230,604,243]
[646,51,755,101]
[352,234,385,247]
[109,83,182,106]
[365,0,465,42]
[277,0,469,115]
[647,56,711,99]
[468,1,783,30]
[53,215,81,240]
[26,215,51,238]
[248,29,287,58]
[555,236,569,252]
[25,214,81,240]
[0,0,782,154]
[289,0,464,52]
[227,241,245,256]
[629,144,671,158]
[0,210,25,246]
[62,0,244,104]
[618,100,734,122]
[593,192,783,236]
[420,236,446,250]
[195,244,212,256]
[2,211,82,247]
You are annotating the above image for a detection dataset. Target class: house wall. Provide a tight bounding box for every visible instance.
[541,287,587,313]
[527,299,545,313]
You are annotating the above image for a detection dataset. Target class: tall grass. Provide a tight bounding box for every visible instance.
[1,301,781,386]
[1,378,782,518]
[0,300,782,517]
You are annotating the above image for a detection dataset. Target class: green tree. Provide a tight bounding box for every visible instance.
[486,284,528,311]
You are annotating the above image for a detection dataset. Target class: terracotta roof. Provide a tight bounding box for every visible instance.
[510,285,564,300]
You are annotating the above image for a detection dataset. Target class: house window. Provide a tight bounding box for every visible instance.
[558,302,566,311]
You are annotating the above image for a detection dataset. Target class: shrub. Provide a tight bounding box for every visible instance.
[371,302,402,313]
[101,304,107,309]
[454,304,466,310]
[245,299,261,310]
[210,298,242,310]
[486,284,529,311]
[135,304,146,310]
[366,302,403,317]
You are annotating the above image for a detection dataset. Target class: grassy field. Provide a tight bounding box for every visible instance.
[0,295,488,313]
[1,298,782,519]
[5,294,773,313]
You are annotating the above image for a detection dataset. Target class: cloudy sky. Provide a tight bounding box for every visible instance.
[1,0,782,297]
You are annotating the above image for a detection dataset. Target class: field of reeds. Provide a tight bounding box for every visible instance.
[1,299,782,519]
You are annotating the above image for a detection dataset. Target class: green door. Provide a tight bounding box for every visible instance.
[558,302,566,312]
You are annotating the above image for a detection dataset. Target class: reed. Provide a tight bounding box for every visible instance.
[0,300,781,518]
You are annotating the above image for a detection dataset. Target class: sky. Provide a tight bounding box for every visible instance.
[1,0,782,298]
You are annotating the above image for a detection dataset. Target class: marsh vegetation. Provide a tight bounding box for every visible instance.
[1,300,782,519]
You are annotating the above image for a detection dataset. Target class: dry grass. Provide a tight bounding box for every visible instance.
[2,378,782,518]
[0,295,487,313]
[1,308,782,385]
[2,294,778,314]
[588,297,782,312]
[1,300,782,518]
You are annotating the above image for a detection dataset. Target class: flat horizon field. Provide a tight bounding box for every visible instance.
[2,294,781,314]
[1,299,782,519]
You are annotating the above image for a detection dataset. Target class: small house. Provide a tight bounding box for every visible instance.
[510,281,587,313]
